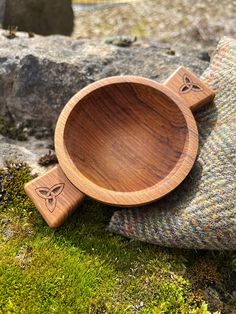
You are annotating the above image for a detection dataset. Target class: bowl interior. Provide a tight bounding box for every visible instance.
[64,82,188,192]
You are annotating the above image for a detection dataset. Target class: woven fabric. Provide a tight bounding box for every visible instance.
[108,37,236,250]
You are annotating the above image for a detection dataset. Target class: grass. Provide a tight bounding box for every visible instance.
[0,162,235,313]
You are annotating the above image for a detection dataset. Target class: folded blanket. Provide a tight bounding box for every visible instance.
[108,37,236,250]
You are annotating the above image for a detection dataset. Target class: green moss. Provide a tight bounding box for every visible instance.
[0,162,235,313]
[0,119,27,141]
[0,161,35,216]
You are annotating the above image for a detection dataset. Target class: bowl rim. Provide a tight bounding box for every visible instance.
[55,75,198,206]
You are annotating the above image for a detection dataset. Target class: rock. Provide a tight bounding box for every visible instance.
[2,0,74,36]
[0,30,209,139]
[0,0,6,26]
[0,134,51,174]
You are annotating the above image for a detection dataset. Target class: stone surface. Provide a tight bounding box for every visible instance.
[0,30,210,136]
[0,0,6,26]
[2,0,74,36]
[0,135,51,174]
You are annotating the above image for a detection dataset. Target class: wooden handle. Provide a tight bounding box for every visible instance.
[24,165,85,228]
[164,66,215,112]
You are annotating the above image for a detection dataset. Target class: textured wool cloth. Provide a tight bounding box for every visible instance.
[108,37,236,250]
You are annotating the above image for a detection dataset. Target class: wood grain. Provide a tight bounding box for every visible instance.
[55,70,210,206]
[24,165,85,228]
[25,66,215,228]
[164,66,215,112]
[64,82,188,193]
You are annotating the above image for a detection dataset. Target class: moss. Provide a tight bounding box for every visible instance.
[0,118,27,141]
[0,161,35,216]
[38,150,58,167]
[190,257,221,289]
[0,162,235,313]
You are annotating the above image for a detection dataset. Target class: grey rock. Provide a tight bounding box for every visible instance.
[0,134,51,174]
[0,30,209,138]
[0,0,6,26]
[2,0,74,36]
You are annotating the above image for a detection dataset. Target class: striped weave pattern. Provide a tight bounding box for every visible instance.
[108,37,236,249]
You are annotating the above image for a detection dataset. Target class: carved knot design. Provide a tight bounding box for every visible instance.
[35,183,64,212]
[179,74,203,94]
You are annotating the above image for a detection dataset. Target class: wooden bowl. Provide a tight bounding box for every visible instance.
[25,66,215,227]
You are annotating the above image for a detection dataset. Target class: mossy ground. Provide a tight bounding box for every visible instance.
[0,162,235,313]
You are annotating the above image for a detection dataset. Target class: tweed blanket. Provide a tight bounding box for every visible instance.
[108,37,236,250]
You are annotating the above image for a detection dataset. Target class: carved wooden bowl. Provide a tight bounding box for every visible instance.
[25,67,215,227]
